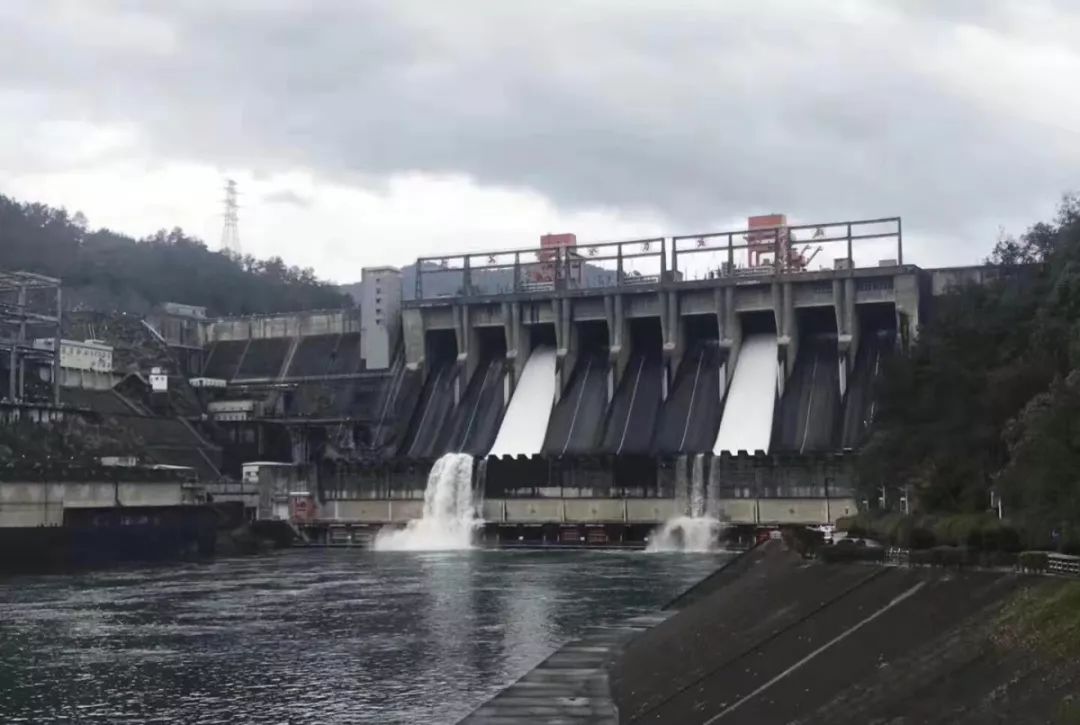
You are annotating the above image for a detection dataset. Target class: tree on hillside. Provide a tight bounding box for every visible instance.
[0,194,348,315]
[862,194,1080,543]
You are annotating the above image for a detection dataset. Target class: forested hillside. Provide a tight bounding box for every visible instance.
[861,194,1080,547]
[0,194,348,315]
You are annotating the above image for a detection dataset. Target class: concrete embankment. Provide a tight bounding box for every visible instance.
[612,543,1080,724]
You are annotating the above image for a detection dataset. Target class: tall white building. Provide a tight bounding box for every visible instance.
[359,267,402,370]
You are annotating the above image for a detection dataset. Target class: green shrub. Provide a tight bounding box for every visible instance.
[978,522,1023,552]
[817,545,846,563]
[909,549,935,566]
[980,550,1019,568]
[908,526,937,550]
[859,546,886,562]
[817,543,885,563]
[836,514,872,536]
[782,526,825,557]
[1018,551,1050,571]
[930,545,971,567]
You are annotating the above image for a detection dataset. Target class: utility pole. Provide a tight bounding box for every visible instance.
[990,490,1003,520]
[220,179,241,255]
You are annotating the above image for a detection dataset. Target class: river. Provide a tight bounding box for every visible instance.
[0,548,726,723]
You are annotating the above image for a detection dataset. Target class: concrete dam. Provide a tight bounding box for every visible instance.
[164,215,1008,546]
[279,217,922,544]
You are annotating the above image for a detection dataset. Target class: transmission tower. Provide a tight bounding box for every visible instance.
[220,178,241,254]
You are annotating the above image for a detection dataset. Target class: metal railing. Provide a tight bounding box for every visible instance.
[414,237,666,300]
[884,548,1080,578]
[412,217,903,301]
[1048,553,1080,576]
[671,217,902,282]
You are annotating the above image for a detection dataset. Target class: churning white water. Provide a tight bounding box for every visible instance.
[487,346,557,457]
[374,453,479,551]
[648,453,722,552]
[713,333,779,454]
[647,517,722,553]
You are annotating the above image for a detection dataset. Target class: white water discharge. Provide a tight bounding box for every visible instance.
[688,453,706,517]
[648,454,722,552]
[713,333,779,454]
[374,453,478,551]
[647,517,722,553]
[487,345,557,457]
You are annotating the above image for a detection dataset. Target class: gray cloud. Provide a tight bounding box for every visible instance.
[262,188,312,208]
[1,0,1077,264]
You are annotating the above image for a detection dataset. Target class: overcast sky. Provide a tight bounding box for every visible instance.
[1,1,1077,283]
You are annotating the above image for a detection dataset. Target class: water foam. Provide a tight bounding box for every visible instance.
[374,453,479,551]
[646,516,722,553]
[649,453,722,552]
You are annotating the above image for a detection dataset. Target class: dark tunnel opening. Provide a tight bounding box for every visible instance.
[575,319,609,354]
[740,310,777,336]
[529,323,557,349]
[426,329,459,363]
[858,302,898,334]
[475,326,507,359]
[797,306,839,337]
[682,313,720,344]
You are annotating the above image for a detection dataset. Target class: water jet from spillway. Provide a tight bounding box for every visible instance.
[713,333,779,454]
[646,516,722,553]
[374,453,479,551]
[487,345,557,457]
[648,454,723,552]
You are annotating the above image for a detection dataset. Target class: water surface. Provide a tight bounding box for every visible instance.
[0,548,724,723]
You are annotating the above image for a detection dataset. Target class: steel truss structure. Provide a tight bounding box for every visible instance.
[0,269,62,405]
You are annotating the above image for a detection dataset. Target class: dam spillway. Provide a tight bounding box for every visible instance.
[325,218,910,543]
[487,345,557,457]
[443,355,507,456]
[543,350,609,456]
[652,339,726,454]
[192,217,912,542]
[713,333,779,454]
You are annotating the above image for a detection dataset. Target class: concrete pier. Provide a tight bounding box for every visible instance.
[403,264,920,401]
[403,218,914,403]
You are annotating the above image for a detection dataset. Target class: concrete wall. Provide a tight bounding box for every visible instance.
[402,267,920,386]
[209,309,361,341]
[316,496,848,525]
[324,499,424,523]
[928,265,1002,296]
[59,367,116,390]
[0,481,189,527]
[716,497,857,525]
